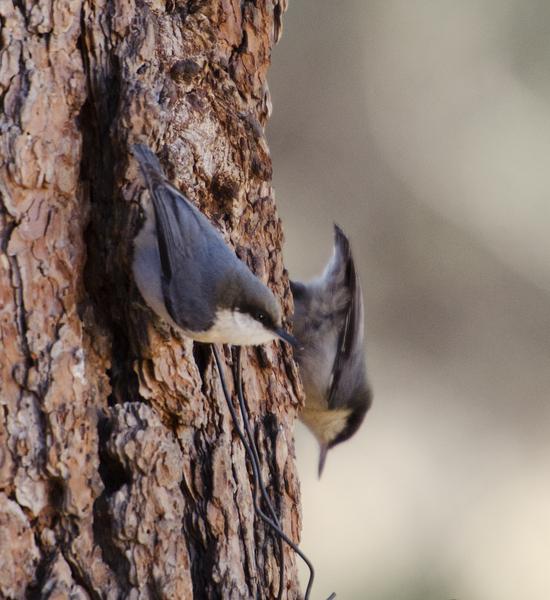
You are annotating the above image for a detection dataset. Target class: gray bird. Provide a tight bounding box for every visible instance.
[131,143,300,347]
[290,225,372,476]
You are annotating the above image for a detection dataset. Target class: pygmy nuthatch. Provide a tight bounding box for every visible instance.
[290,225,372,476]
[131,143,300,348]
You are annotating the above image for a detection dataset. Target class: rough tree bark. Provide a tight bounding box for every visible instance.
[0,0,306,598]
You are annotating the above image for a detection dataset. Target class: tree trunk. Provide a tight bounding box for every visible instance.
[0,1,305,599]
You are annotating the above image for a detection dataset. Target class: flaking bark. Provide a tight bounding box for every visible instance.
[0,0,304,599]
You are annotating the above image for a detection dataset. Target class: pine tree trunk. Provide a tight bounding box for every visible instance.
[0,1,305,598]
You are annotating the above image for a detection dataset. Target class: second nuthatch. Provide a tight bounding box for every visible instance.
[290,225,372,476]
[131,143,300,348]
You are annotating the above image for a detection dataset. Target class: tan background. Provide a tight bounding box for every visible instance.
[267,1,550,598]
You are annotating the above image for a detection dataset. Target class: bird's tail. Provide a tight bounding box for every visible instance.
[132,143,164,179]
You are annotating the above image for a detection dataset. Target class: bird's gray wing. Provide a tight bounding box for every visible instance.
[327,225,366,409]
[133,144,203,281]
[148,175,201,284]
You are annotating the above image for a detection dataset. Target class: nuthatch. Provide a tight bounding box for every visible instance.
[290,225,372,476]
[131,143,300,348]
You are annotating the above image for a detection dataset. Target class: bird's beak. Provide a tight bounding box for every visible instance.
[274,327,303,350]
[318,446,328,478]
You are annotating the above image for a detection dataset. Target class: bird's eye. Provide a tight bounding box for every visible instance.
[256,310,266,322]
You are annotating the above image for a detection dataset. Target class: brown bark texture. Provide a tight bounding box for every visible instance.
[0,0,306,599]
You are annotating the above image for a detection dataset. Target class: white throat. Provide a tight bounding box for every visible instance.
[192,309,279,346]
[299,407,352,448]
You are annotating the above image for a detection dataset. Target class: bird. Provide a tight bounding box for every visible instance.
[290,225,372,476]
[131,143,300,348]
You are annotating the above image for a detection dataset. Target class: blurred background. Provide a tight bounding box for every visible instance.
[266,1,550,599]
